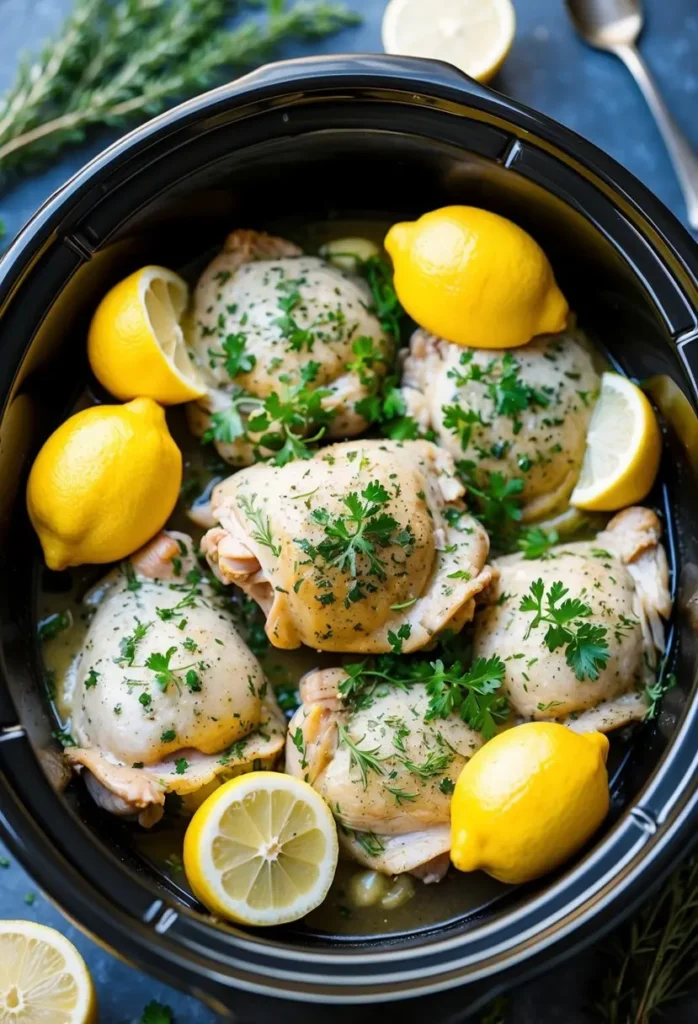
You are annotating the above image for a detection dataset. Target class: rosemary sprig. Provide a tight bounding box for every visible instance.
[598,853,698,1023]
[0,0,358,183]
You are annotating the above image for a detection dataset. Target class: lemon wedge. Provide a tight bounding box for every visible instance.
[88,265,206,404]
[382,0,515,83]
[183,772,338,926]
[570,372,661,511]
[0,921,97,1023]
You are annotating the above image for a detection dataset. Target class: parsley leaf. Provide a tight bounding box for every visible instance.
[208,332,256,378]
[519,578,610,681]
[517,527,559,560]
[300,480,412,586]
[359,256,405,340]
[387,623,412,654]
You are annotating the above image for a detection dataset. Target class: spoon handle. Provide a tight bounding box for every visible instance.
[614,43,698,231]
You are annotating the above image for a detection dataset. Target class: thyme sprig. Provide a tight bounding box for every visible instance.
[0,0,358,187]
[599,854,698,1023]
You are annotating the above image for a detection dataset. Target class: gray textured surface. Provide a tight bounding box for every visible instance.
[0,0,696,1021]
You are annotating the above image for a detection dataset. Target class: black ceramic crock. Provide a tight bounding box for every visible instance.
[1,55,698,1022]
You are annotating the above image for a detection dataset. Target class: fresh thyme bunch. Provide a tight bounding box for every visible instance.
[0,0,358,226]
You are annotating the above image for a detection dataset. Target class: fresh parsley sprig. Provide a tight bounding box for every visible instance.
[299,480,412,588]
[520,578,610,681]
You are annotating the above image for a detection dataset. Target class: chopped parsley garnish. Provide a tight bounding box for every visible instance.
[338,651,508,739]
[160,729,176,743]
[299,480,412,587]
[291,727,308,769]
[388,623,412,654]
[423,655,507,738]
[447,351,549,433]
[37,611,71,641]
[116,619,151,667]
[237,492,281,557]
[84,668,100,689]
[174,758,188,775]
[120,560,142,592]
[456,462,523,551]
[520,578,610,681]
[247,363,335,466]
[359,255,405,340]
[208,331,256,378]
[139,1000,174,1024]
[517,527,559,560]
[439,777,455,795]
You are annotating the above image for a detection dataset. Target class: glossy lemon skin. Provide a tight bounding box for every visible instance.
[27,397,181,569]
[571,374,662,512]
[88,266,205,404]
[385,206,569,349]
[450,722,609,885]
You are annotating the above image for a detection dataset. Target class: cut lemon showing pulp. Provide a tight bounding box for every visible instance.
[0,921,96,1023]
[183,772,338,926]
[570,372,661,512]
[88,265,205,404]
[382,0,515,83]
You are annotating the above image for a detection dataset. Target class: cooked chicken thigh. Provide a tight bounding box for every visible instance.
[402,330,600,520]
[473,507,672,731]
[66,532,285,826]
[286,668,483,878]
[201,439,494,653]
[186,229,392,465]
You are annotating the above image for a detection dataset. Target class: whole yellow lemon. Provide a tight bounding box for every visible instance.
[450,722,609,884]
[27,397,182,570]
[385,206,569,348]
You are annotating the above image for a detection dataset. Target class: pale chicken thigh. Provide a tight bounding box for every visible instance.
[402,330,600,520]
[201,439,494,653]
[473,507,671,731]
[186,229,392,465]
[285,668,483,878]
[66,532,285,826]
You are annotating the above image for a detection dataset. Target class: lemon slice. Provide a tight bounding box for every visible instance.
[382,0,516,83]
[183,772,338,926]
[87,265,206,405]
[0,921,97,1023]
[570,372,661,512]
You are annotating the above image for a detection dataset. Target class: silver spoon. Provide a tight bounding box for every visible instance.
[565,0,698,230]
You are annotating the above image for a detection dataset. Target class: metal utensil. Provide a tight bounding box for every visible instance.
[565,0,698,230]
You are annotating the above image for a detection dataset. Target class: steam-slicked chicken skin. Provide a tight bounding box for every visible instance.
[186,229,392,465]
[201,439,494,653]
[285,668,482,877]
[402,330,600,520]
[473,507,671,731]
[65,531,285,826]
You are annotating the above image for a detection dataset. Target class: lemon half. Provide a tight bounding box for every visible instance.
[570,372,661,511]
[183,772,338,927]
[382,0,516,83]
[0,921,97,1023]
[88,265,205,404]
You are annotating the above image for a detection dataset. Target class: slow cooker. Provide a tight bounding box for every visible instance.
[0,55,697,1022]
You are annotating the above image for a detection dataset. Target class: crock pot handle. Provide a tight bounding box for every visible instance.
[237,53,496,101]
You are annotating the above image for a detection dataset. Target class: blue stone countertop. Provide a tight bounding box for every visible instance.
[0,1,696,1022]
